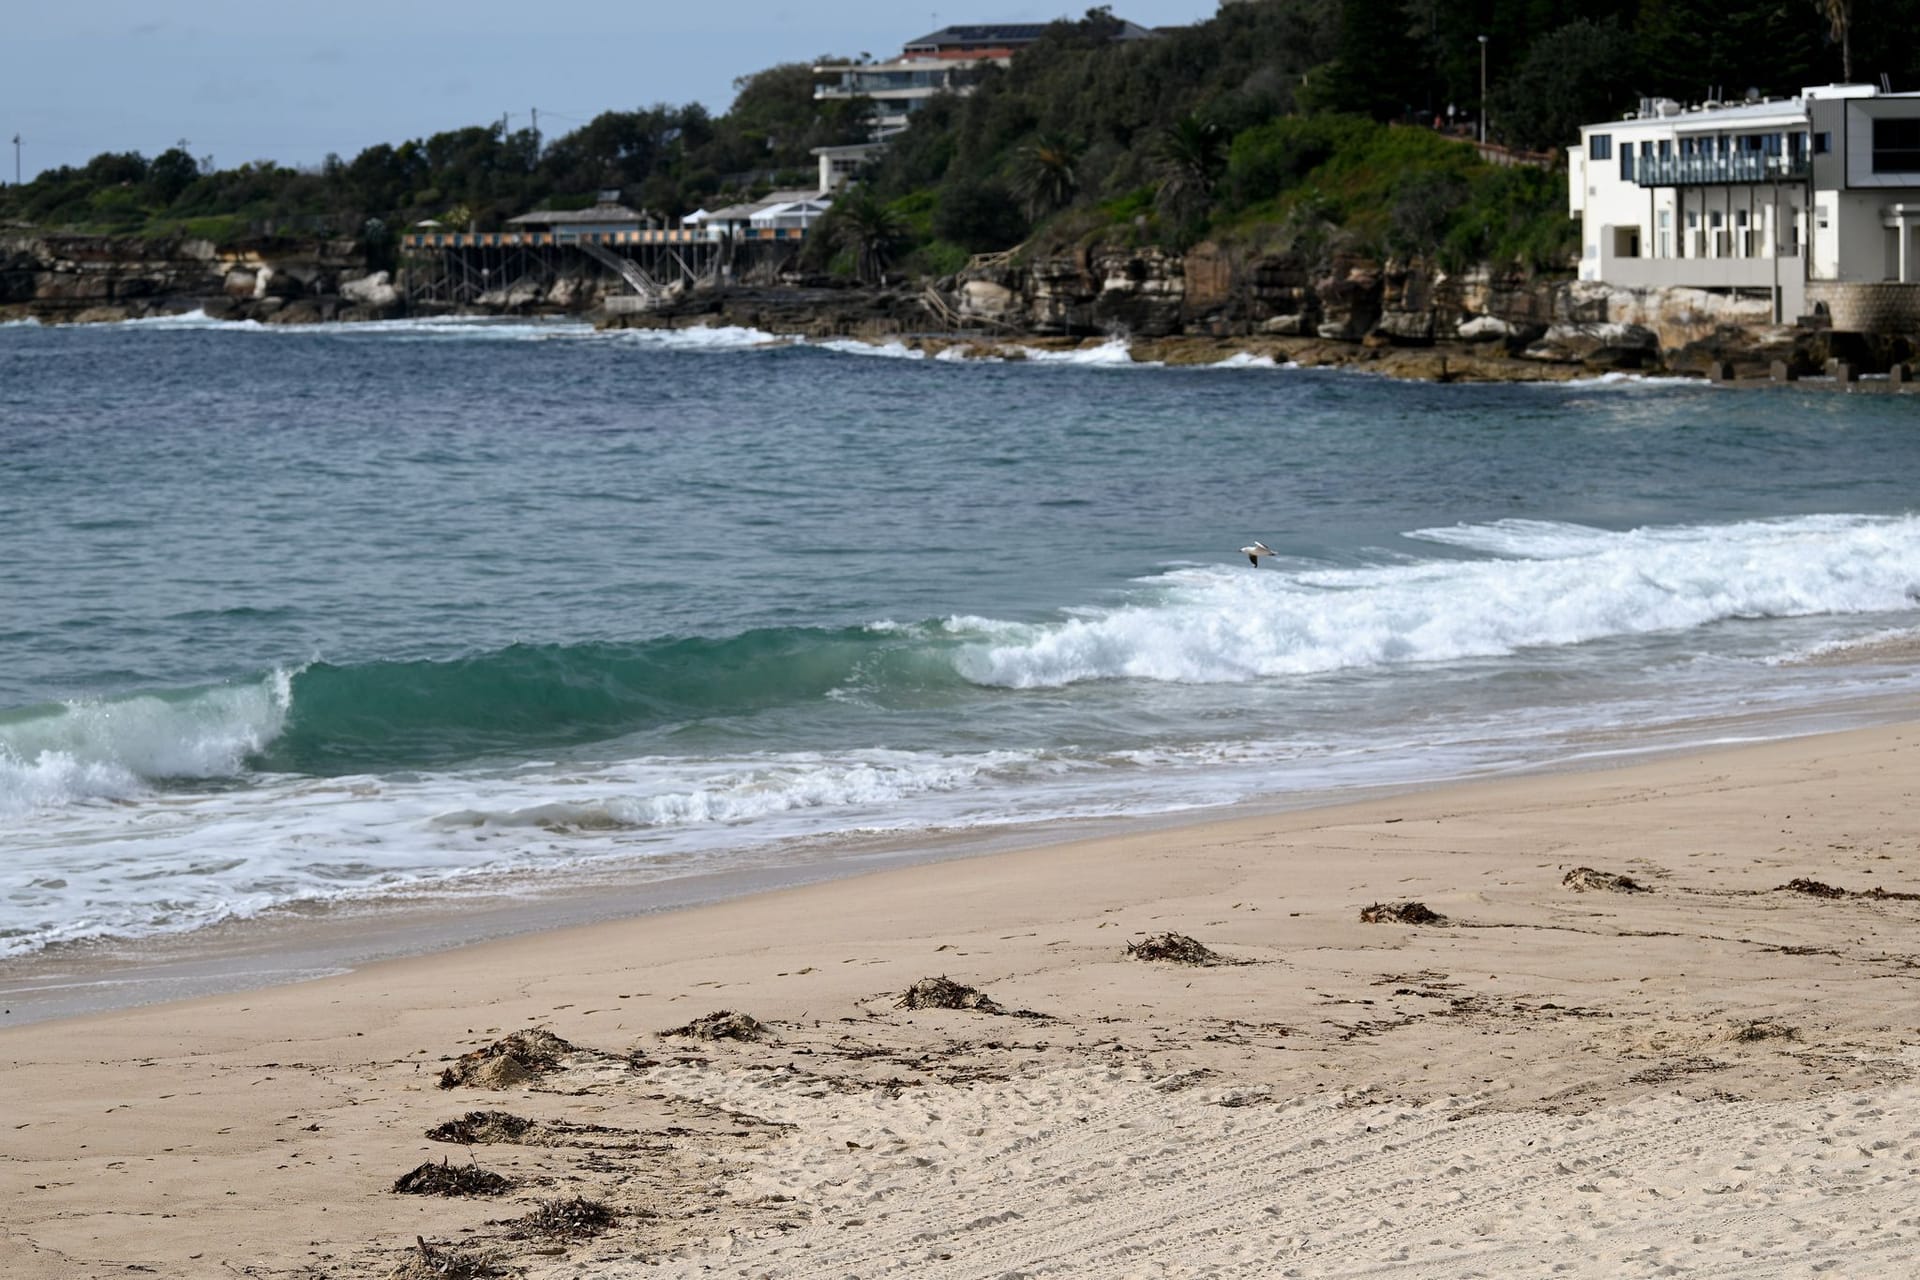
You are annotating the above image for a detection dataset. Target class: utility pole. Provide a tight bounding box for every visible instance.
[10,134,19,187]
[1477,36,1489,145]
[531,107,539,160]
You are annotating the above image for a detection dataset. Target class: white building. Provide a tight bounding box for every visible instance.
[1568,84,1920,329]
[814,21,1154,143]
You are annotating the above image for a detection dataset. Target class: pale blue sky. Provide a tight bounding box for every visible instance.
[5,2,1218,180]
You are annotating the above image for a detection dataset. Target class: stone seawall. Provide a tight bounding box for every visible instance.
[1807,282,1920,335]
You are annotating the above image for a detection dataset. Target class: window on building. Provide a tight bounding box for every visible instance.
[1813,132,1832,154]
[1621,148,1635,180]
[1589,134,1612,160]
[1658,139,1672,159]
[1762,133,1782,156]
[1871,118,1920,172]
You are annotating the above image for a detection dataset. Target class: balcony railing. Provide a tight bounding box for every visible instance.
[1635,152,1809,187]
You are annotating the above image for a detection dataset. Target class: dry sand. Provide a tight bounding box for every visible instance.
[4,723,1919,1278]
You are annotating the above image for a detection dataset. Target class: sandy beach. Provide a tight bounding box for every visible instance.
[1,722,1916,1278]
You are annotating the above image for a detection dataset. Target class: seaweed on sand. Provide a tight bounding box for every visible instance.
[386,1237,505,1279]
[391,1158,512,1197]
[498,1195,619,1241]
[895,975,1004,1013]
[1561,866,1649,893]
[660,1009,774,1041]
[1124,932,1242,965]
[437,1028,575,1090]
[1359,901,1446,925]
[1779,878,1849,898]
[425,1110,536,1145]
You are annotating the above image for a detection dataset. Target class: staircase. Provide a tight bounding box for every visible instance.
[574,240,664,306]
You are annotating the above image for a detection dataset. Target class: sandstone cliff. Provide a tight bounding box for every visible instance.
[0,233,393,325]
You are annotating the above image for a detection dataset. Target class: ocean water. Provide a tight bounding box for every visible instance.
[3,314,1918,960]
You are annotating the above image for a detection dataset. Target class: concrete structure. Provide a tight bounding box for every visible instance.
[812,141,887,193]
[1568,85,1920,328]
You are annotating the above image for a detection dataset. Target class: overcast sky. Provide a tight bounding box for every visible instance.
[4,1,1219,180]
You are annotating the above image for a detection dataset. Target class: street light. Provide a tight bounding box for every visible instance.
[1477,36,1489,145]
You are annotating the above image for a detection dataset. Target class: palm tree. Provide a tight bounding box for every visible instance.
[1012,134,1081,221]
[1815,0,1853,82]
[829,188,902,285]
[1153,115,1227,226]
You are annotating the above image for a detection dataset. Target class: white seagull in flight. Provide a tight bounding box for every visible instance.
[1240,540,1275,567]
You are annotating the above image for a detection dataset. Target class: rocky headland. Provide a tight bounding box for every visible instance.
[8,229,1914,385]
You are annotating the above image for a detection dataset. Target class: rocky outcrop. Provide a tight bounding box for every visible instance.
[0,233,384,324]
[943,239,1915,378]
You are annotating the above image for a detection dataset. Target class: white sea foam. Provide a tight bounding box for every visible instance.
[115,308,261,329]
[956,515,1920,688]
[611,323,790,350]
[435,748,1049,833]
[814,337,926,360]
[1768,625,1920,665]
[0,672,291,816]
[1200,352,1282,369]
[1004,338,1149,367]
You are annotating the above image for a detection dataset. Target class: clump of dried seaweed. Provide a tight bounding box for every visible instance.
[499,1195,618,1241]
[1124,932,1239,966]
[1777,877,1920,902]
[1722,1018,1800,1044]
[391,1158,512,1197]
[1359,901,1446,925]
[660,1010,774,1042]
[1778,878,1848,898]
[437,1029,575,1090]
[426,1110,537,1145]
[895,975,1004,1013]
[1561,866,1649,893]
[386,1237,505,1279]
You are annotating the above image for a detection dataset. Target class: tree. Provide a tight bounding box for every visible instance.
[1011,134,1080,219]
[147,146,200,205]
[1815,0,1853,81]
[1152,114,1226,227]
[1315,0,1422,121]
[827,188,902,283]
[1488,18,1635,152]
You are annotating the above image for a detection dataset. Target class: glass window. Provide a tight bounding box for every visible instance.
[1658,139,1672,158]
[1622,148,1635,180]
[1589,133,1613,160]
[1814,132,1832,154]
[1872,118,1920,172]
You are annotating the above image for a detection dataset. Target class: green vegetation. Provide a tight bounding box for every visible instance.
[4,0,1915,278]
[0,63,869,245]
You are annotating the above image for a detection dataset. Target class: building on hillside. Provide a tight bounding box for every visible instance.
[507,196,658,238]
[683,189,830,239]
[814,20,1155,143]
[812,140,889,193]
[1568,84,1920,330]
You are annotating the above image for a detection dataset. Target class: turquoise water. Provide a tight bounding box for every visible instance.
[3,314,1918,956]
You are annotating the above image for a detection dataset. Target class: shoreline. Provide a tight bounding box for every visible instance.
[5,718,1918,1276]
[3,684,1909,1029]
[11,299,1919,390]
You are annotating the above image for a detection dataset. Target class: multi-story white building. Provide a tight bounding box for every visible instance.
[1568,84,1920,329]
